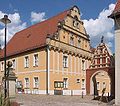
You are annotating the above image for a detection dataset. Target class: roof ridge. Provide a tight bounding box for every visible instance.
[15,9,70,35]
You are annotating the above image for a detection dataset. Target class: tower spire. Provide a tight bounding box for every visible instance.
[101,36,104,43]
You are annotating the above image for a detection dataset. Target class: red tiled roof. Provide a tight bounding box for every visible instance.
[0,9,70,58]
[90,47,95,54]
[113,0,120,13]
[109,0,120,18]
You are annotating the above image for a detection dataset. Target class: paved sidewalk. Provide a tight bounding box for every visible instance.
[12,94,108,106]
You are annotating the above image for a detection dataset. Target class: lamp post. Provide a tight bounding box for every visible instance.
[0,15,11,98]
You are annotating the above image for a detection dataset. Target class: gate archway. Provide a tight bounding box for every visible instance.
[90,70,111,96]
[86,67,115,97]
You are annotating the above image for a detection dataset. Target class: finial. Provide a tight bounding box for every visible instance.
[101,36,104,43]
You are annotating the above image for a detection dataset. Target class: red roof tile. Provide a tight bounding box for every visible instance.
[113,0,120,13]
[0,9,70,58]
[109,0,120,18]
[90,47,95,54]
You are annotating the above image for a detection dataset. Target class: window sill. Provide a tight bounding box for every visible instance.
[24,87,30,89]
[63,88,68,90]
[82,88,85,90]
[63,67,68,68]
[33,87,39,89]
[24,67,29,68]
[33,65,38,67]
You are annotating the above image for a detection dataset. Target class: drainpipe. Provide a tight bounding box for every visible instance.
[46,45,50,95]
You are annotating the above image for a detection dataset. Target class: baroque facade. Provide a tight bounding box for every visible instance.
[0,6,91,95]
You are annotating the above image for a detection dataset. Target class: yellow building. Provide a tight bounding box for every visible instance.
[0,6,92,95]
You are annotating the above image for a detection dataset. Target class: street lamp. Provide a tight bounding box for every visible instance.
[0,15,11,98]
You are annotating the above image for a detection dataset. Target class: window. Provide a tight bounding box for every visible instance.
[63,56,68,68]
[24,56,29,68]
[73,21,79,28]
[74,15,78,20]
[73,20,76,27]
[1,62,4,71]
[34,77,39,88]
[97,59,100,64]
[102,82,106,89]
[82,79,85,89]
[78,39,81,48]
[63,78,68,89]
[97,82,100,90]
[25,78,29,88]
[54,81,63,88]
[33,54,38,66]
[85,40,87,47]
[16,81,22,89]
[70,36,74,45]
[73,16,79,28]
[12,59,16,69]
[82,60,85,71]
[77,79,80,83]
[76,22,79,28]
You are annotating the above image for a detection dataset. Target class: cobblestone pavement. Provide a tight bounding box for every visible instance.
[12,94,110,106]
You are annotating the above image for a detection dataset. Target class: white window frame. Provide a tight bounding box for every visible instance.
[97,82,100,90]
[63,55,68,68]
[33,77,39,88]
[33,54,38,66]
[24,78,29,88]
[1,62,3,71]
[12,59,16,69]
[63,78,68,89]
[82,79,85,89]
[82,60,85,71]
[24,56,29,68]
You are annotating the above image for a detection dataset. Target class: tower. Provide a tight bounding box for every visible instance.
[109,0,120,105]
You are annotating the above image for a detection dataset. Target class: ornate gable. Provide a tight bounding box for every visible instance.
[90,42,114,69]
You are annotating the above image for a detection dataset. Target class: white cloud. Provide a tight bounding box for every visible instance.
[107,41,113,48]
[83,4,115,50]
[0,11,27,48]
[31,12,46,24]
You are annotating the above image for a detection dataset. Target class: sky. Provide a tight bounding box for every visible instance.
[0,0,117,52]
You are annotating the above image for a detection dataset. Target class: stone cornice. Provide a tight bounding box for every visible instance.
[49,40,92,59]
